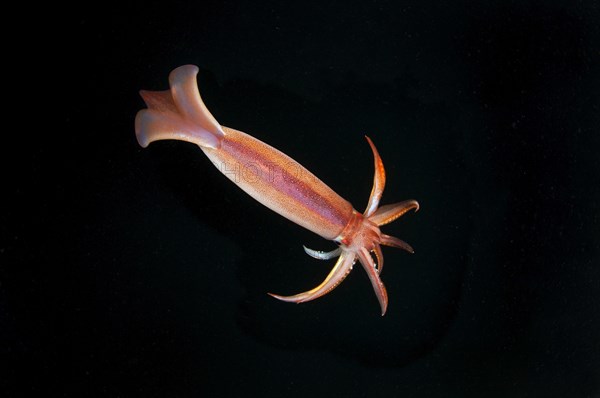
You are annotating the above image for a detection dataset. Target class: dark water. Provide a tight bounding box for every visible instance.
[3,1,599,396]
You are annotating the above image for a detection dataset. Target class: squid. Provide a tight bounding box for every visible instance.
[135,65,419,315]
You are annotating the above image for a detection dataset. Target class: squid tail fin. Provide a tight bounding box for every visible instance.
[134,65,224,149]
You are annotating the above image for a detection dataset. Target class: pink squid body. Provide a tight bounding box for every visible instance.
[202,127,354,240]
[135,65,419,315]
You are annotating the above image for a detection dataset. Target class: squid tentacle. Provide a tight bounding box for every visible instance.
[369,200,419,227]
[303,246,342,260]
[363,136,386,217]
[380,233,415,253]
[268,252,355,303]
[357,248,388,315]
[372,244,384,274]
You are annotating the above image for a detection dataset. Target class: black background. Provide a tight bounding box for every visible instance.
[3,1,599,396]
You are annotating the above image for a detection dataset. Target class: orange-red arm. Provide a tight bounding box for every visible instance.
[135,65,419,315]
